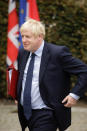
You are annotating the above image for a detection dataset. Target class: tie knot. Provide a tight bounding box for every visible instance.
[31,53,35,58]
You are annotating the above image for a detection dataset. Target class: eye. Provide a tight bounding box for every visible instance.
[26,35,31,38]
[21,35,24,38]
[21,35,31,39]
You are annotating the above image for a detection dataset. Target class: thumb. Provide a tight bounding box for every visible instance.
[15,100,18,105]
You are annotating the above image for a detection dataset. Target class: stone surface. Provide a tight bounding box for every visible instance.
[0,100,87,131]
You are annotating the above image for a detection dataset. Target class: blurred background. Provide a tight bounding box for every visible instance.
[0,0,87,130]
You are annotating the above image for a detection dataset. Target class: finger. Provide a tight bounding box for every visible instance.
[64,102,71,107]
[62,96,68,103]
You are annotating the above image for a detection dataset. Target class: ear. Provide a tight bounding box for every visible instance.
[38,34,43,40]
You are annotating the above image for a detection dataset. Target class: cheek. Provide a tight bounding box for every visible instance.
[28,42,34,49]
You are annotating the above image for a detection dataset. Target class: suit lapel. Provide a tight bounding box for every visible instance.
[39,42,50,85]
[20,50,30,77]
[17,50,30,97]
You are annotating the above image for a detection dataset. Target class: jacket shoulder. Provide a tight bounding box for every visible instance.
[45,42,70,54]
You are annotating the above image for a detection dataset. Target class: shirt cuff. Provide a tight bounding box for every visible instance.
[69,93,80,100]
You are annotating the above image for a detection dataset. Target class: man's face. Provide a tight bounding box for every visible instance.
[21,29,41,52]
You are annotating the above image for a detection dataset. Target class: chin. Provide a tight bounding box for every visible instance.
[24,47,29,51]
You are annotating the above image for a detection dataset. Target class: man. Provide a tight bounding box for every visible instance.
[16,19,87,131]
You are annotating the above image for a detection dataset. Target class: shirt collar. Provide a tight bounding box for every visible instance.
[35,40,44,57]
[30,40,44,57]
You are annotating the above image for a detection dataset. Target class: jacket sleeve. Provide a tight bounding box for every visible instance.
[60,46,87,97]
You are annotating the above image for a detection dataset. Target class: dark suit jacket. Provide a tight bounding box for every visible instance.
[17,41,87,131]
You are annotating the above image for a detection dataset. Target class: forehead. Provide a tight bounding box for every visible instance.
[21,29,32,35]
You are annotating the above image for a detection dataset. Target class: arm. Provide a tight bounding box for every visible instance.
[60,46,87,107]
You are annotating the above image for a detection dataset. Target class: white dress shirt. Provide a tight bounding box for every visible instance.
[20,40,80,108]
[21,41,48,109]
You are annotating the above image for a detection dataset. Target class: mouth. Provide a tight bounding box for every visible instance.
[23,44,29,47]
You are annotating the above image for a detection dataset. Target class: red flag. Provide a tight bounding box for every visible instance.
[7,0,40,99]
[7,0,19,99]
[7,0,19,68]
[27,0,40,21]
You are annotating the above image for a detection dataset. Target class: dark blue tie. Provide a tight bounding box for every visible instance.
[23,53,35,120]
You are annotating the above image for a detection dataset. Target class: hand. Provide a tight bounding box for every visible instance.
[62,95,77,107]
[15,100,18,105]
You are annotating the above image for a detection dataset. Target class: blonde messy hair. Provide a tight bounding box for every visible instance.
[20,18,45,38]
